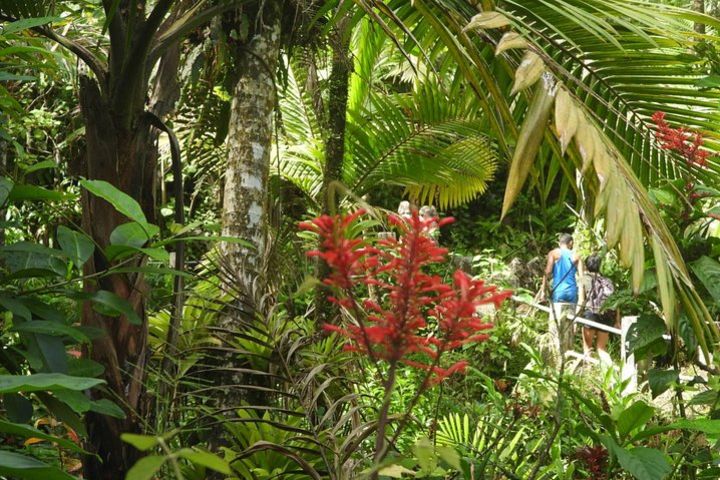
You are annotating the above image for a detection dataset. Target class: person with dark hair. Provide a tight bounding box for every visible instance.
[581,254,615,356]
[540,234,584,355]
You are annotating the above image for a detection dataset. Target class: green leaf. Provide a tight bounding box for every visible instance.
[80,180,148,225]
[648,369,679,399]
[121,433,160,451]
[689,390,719,406]
[3,393,33,423]
[13,321,90,343]
[104,245,169,263]
[110,222,159,248]
[616,447,671,480]
[89,399,126,419]
[690,256,720,304]
[125,455,165,480]
[67,358,104,378]
[177,449,232,474]
[82,291,142,325]
[627,315,667,359]
[21,160,56,174]
[0,373,104,394]
[0,176,14,206]
[413,437,436,474]
[8,184,66,202]
[617,401,655,438]
[670,419,720,435]
[1,16,61,35]
[0,241,66,275]
[0,296,31,320]
[437,445,461,470]
[0,450,76,480]
[57,226,94,268]
[0,419,86,453]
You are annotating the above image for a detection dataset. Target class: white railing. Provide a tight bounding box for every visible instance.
[511,296,639,393]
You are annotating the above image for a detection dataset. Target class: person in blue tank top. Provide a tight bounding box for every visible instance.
[540,233,585,355]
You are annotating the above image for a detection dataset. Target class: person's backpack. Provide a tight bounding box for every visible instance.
[588,274,614,313]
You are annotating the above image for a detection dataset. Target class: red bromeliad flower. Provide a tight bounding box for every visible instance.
[651,111,710,168]
[300,209,512,384]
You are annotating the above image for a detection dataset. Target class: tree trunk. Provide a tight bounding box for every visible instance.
[316,8,353,323]
[213,1,282,417]
[78,76,156,479]
[695,0,706,34]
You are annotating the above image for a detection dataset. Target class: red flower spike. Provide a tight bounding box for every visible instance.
[303,209,512,384]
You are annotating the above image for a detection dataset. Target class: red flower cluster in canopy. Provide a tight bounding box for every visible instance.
[300,209,512,384]
[651,111,709,168]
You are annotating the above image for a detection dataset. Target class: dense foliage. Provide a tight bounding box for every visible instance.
[3,1,720,479]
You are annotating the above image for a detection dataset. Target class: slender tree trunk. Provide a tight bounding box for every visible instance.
[316,8,352,323]
[221,1,281,303]
[695,0,706,34]
[78,76,156,479]
[213,0,281,419]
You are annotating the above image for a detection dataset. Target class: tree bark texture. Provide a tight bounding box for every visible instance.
[316,10,353,324]
[78,76,156,479]
[221,1,282,303]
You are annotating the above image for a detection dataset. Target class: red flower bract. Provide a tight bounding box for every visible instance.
[652,111,710,168]
[303,209,512,384]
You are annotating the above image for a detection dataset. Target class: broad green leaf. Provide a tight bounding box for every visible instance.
[13,321,90,343]
[617,401,655,438]
[8,184,66,202]
[627,315,667,359]
[617,447,671,480]
[437,445,461,470]
[104,245,169,263]
[3,393,33,423]
[671,418,720,434]
[690,256,720,304]
[89,399,126,419]
[647,369,678,399]
[0,420,86,453]
[0,241,66,275]
[0,296,31,320]
[83,290,142,325]
[502,75,557,218]
[413,437,436,474]
[110,222,159,248]
[0,450,76,480]
[67,358,104,378]
[125,455,165,480]
[689,390,719,406]
[57,226,94,268]
[21,160,56,174]
[1,16,61,35]
[177,449,231,474]
[0,373,104,394]
[121,433,160,451]
[0,176,13,206]
[80,180,148,225]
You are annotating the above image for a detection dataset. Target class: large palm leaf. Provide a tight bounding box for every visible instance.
[278,53,500,209]
[357,0,720,355]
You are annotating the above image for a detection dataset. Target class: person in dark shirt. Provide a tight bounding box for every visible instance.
[581,254,615,356]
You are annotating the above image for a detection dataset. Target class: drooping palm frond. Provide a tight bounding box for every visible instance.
[355,0,720,355]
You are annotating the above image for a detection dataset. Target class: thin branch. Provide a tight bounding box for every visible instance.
[147,0,241,66]
[0,14,107,84]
